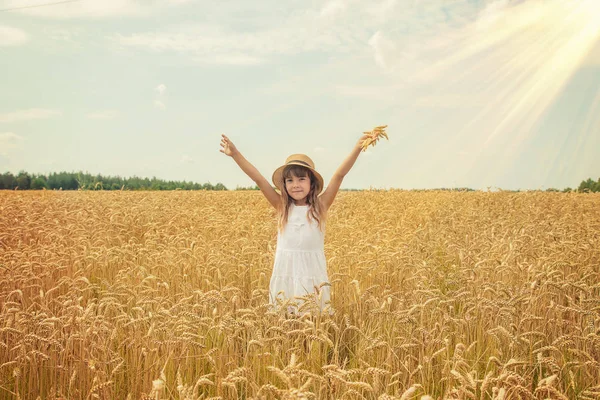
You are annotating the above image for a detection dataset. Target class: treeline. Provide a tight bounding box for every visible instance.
[576,177,600,193]
[1,171,599,192]
[0,171,227,191]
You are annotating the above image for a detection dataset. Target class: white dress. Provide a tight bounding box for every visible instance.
[269,203,331,312]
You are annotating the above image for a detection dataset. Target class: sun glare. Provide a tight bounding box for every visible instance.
[419,0,600,186]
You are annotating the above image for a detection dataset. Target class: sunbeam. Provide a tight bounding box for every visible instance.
[403,0,600,189]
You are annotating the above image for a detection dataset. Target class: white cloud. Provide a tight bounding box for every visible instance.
[107,0,459,67]
[180,155,193,164]
[366,0,398,22]
[414,93,483,109]
[0,132,23,156]
[154,84,167,109]
[1,0,144,18]
[334,84,395,100]
[43,26,82,43]
[368,31,396,70]
[155,84,167,95]
[319,0,346,18]
[168,0,193,4]
[1,0,199,18]
[0,25,28,46]
[111,7,359,64]
[0,109,61,123]
[86,110,118,120]
[192,54,263,66]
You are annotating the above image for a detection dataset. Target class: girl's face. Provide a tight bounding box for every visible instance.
[285,172,311,205]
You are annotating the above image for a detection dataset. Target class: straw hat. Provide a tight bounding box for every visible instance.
[272,154,324,194]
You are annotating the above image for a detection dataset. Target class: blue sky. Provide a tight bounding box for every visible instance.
[1,0,599,190]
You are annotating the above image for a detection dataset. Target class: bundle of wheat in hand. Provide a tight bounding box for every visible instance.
[361,125,388,152]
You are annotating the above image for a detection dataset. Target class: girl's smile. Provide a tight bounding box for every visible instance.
[285,175,311,205]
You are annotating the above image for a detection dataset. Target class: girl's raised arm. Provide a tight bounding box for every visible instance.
[220,134,281,209]
[319,134,371,210]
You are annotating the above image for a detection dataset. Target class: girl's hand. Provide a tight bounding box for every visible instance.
[220,134,238,157]
[356,133,372,151]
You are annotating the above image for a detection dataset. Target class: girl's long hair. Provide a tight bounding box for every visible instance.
[278,165,326,231]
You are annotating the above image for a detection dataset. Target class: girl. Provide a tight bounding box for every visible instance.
[220,133,370,313]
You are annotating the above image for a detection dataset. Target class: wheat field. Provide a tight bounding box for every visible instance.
[0,190,599,399]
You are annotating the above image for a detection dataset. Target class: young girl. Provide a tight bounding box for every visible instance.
[220,133,370,313]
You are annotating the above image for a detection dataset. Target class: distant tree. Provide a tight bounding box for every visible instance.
[0,172,16,189]
[578,178,599,193]
[31,177,48,190]
[236,185,260,190]
[16,171,31,190]
[46,172,78,190]
[1,170,226,191]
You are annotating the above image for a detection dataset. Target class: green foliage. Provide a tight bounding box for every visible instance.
[235,185,260,190]
[31,178,48,190]
[3,171,599,192]
[0,172,16,190]
[16,171,31,190]
[48,172,79,190]
[578,177,600,193]
[0,171,227,191]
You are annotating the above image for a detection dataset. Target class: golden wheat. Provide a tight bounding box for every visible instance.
[361,125,388,152]
[0,190,599,399]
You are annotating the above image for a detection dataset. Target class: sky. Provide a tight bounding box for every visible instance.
[0,0,599,191]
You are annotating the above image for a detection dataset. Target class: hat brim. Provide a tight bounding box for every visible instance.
[272,163,324,195]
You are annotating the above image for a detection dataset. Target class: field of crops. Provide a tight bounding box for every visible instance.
[1,190,599,399]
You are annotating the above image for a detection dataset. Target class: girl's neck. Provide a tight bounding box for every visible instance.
[293,200,308,207]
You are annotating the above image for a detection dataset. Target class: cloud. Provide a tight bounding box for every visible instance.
[192,54,263,66]
[111,6,360,65]
[180,155,193,164]
[413,93,483,109]
[1,0,144,18]
[1,0,198,18]
[43,26,81,43]
[155,84,167,95]
[0,109,61,123]
[319,0,346,19]
[0,132,23,156]
[86,110,118,120]
[154,84,167,109]
[368,31,396,70]
[0,25,28,46]
[107,1,455,67]
[366,0,398,22]
[114,30,274,64]
[334,84,396,100]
